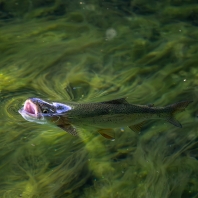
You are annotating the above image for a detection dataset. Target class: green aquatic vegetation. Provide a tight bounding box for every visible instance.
[162,5,198,23]
[86,129,198,198]
[0,130,91,198]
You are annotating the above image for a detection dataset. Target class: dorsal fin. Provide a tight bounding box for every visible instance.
[147,103,154,107]
[101,98,129,104]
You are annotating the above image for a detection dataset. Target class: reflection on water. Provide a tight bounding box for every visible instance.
[0,0,198,197]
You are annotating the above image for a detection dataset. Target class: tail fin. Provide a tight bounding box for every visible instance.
[165,100,193,128]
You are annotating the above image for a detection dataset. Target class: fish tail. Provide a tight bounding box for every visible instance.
[165,100,193,128]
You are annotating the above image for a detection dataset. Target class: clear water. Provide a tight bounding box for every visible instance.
[0,1,197,197]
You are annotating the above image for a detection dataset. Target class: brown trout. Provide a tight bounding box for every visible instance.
[18,98,192,140]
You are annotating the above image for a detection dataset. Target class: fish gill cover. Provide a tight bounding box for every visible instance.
[0,0,198,197]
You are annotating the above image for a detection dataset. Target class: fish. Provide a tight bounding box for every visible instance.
[18,98,192,140]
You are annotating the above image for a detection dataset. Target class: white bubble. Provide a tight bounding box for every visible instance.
[106,28,117,40]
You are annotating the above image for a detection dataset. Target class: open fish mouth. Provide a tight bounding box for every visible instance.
[18,99,46,124]
[23,99,39,116]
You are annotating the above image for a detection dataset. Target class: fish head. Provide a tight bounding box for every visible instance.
[18,98,72,124]
[18,98,54,124]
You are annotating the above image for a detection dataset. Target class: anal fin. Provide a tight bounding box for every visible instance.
[57,124,78,136]
[166,117,182,128]
[129,121,146,133]
[97,129,115,140]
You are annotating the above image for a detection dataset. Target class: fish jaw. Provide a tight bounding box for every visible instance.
[18,99,47,124]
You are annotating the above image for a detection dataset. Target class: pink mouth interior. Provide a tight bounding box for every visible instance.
[24,100,37,115]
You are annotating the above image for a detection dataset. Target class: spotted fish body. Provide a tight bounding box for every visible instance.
[66,103,162,127]
[18,98,192,140]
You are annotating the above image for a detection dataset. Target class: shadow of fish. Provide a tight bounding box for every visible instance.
[18,98,192,140]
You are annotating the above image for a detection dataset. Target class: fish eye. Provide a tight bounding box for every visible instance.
[42,109,48,114]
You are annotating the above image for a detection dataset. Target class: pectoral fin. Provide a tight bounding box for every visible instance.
[129,121,146,133]
[57,124,78,136]
[97,129,115,140]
